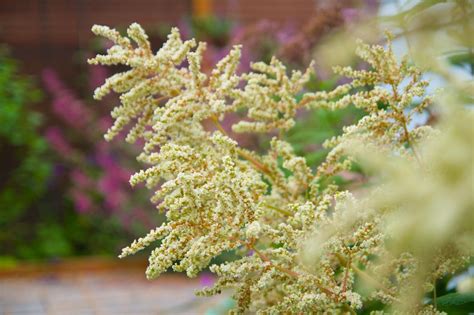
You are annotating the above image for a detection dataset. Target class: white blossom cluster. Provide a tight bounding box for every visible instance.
[89,24,472,314]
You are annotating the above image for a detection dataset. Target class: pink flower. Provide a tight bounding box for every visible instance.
[70,169,94,189]
[45,127,74,156]
[71,189,93,213]
[98,116,113,133]
[42,69,92,129]
[131,207,154,229]
[88,64,108,90]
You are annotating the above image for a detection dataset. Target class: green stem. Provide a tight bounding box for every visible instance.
[263,203,292,217]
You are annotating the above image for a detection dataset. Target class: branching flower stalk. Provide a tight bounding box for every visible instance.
[89,23,473,314]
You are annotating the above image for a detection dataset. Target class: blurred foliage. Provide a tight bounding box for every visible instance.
[0,49,130,262]
[42,67,158,236]
[287,77,366,169]
[10,194,125,260]
[435,292,474,314]
[188,15,233,46]
[310,1,473,313]
[0,48,50,228]
[383,0,473,72]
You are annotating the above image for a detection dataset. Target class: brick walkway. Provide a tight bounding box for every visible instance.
[0,268,228,315]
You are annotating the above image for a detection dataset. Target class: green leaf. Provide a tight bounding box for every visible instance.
[435,292,474,314]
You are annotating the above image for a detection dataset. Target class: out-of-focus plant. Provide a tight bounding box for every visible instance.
[88,22,472,313]
[42,66,157,235]
[278,3,348,67]
[0,49,51,248]
[283,83,367,184]
[0,49,134,260]
[382,0,473,75]
[188,15,233,47]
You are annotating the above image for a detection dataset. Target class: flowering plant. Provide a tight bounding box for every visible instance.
[89,23,473,313]
[0,50,52,259]
[42,68,156,233]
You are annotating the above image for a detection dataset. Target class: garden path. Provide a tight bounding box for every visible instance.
[0,260,227,315]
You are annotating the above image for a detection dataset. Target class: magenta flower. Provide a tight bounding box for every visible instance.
[71,189,93,213]
[42,69,92,129]
[70,169,94,189]
[45,127,74,156]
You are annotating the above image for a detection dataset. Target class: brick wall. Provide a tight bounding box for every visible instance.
[0,0,319,80]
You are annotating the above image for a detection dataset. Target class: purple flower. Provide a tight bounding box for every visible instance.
[71,189,93,213]
[42,69,92,129]
[88,64,109,90]
[70,169,94,189]
[45,127,74,156]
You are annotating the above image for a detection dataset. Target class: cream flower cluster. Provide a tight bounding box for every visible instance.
[125,132,267,278]
[89,24,472,314]
[232,57,314,133]
[300,34,433,178]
